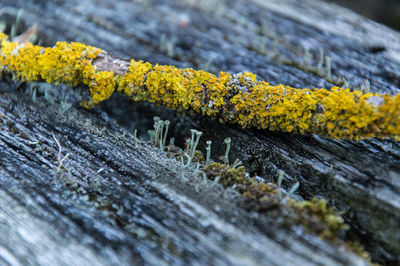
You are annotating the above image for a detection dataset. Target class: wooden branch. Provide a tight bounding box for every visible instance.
[1,34,399,141]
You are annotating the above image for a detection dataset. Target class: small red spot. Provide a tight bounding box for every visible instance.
[178,14,190,28]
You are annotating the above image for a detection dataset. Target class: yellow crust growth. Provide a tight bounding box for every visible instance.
[85,70,116,107]
[0,34,101,86]
[1,34,400,141]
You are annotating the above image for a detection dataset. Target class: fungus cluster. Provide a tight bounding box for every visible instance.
[1,32,399,141]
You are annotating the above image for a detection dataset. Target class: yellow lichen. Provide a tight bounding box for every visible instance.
[0,32,8,42]
[118,59,152,101]
[1,33,400,141]
[84,71,117,108]
[0,38,101,86]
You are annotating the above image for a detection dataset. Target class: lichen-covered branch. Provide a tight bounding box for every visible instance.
[1,32,399,140]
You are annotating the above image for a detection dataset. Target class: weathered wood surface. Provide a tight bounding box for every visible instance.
[1,0,400,264]
[1,81,370,266]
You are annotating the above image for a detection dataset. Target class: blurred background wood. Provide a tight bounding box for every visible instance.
[327,0,400,30]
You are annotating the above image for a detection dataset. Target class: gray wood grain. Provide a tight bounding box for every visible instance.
[1,0,400,264]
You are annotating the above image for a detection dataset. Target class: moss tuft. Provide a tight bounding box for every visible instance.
[203,162,250,187]
[288,197,349,240]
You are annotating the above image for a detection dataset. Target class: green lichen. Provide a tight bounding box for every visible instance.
[198,154,369,262]
[201,160,349,242]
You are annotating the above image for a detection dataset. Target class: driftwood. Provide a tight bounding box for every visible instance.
[1,0,400,265]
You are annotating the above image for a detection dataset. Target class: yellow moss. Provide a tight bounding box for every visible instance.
[203,162,250,187]
[1,33,400,141]
[201,160,351,249]
[240,181,277,201]
[289,197,349,239]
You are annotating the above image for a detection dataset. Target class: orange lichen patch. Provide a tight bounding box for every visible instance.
[84,71,116,108]
[0,35,101,87]
[0,32,8,42]
[119,61,232,115]
[118,59,152,101]
[1,33,400,141]
[231,82,400,140]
